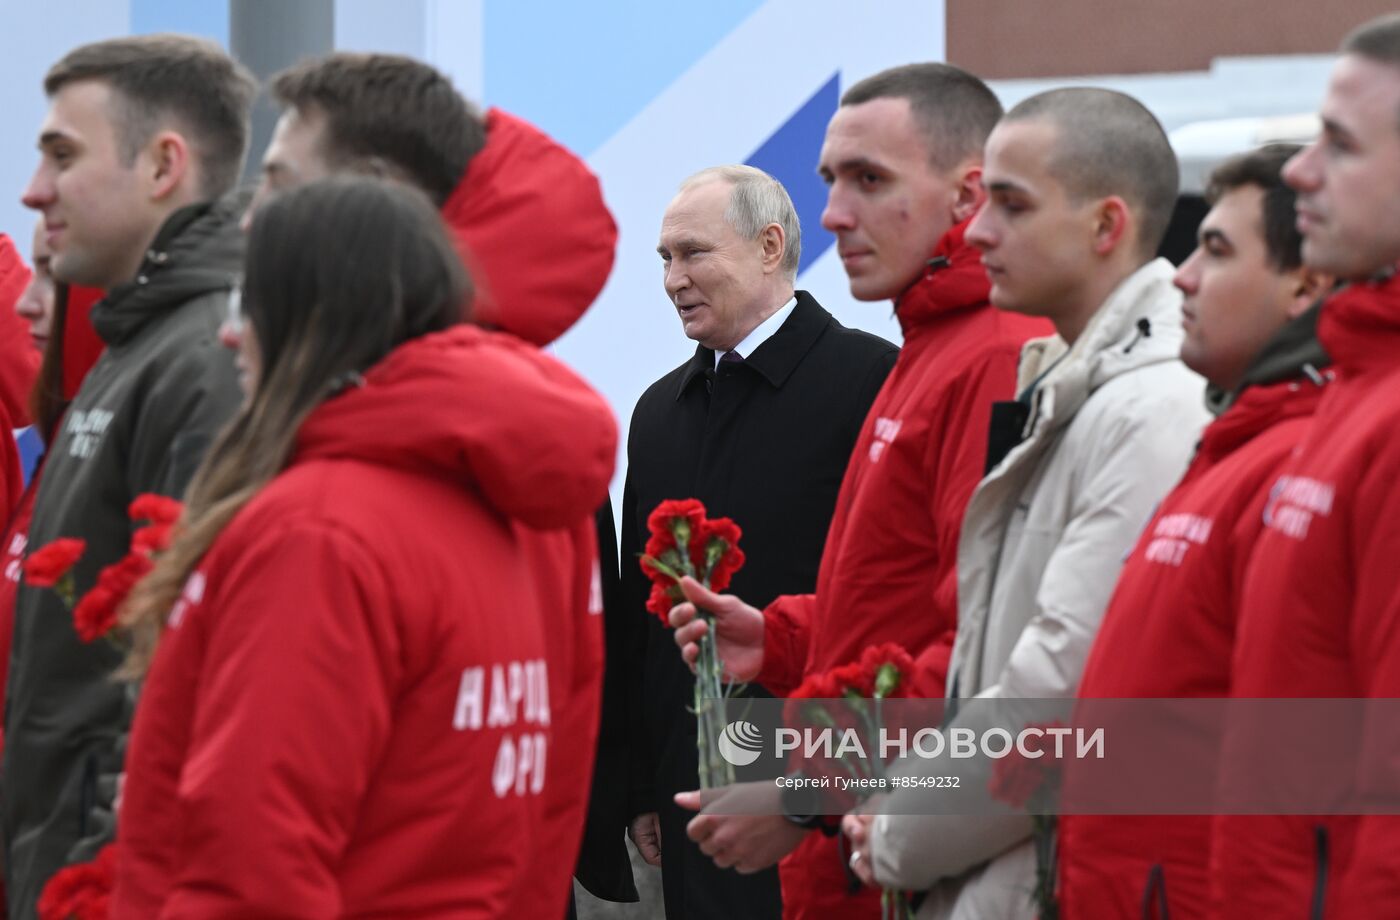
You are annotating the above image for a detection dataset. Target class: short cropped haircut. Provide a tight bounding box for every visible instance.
[1343,13,1400,66]
[1005,88,1179,257]
[271,53,486,206]
[1205,144,1304,272]
[680,165,802,278]
[841,63,1003,171]
[44,34,255,200]
[1343,13,1400,129]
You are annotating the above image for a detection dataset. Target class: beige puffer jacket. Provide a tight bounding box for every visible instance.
[869,259,1212,919]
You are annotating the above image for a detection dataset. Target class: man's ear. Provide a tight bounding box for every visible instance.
[950,164,985,224]
[1287,266,1336,318]
[145,130,193,202]
[1091,195,1132,256]
[758,222,786,274]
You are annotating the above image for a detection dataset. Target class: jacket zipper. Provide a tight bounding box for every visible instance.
[1311,824,1330,920]
[1140,863,1170,919]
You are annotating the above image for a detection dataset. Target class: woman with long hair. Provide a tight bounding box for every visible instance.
[111,177,617,918]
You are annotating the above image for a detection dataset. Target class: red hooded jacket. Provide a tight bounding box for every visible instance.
[1214,272,1400,920]
[758,223,1050,920]
[112,326,617,918]
[1059,371,1327,920]
[0,234,41,429]
[442,108,618,348]
[439,107,618,917]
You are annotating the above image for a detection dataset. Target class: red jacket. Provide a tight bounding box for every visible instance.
[0,234,40,429]
[112,326,617,918]
[439,106,618,918]
[442,108,617,348]
[1060,372,1326,920]
[758,222,1050,920]
[1214,272,1400,920]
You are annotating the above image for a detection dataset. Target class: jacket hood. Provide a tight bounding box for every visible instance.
[90,192,246,347]
[892,218,992,336]
[1016,259,1191,426]
[295,325,617,530]
[1316,266,1400,378]
[1198,374,1328,465]
[0,234,37,425]
[441,108,618,347]
[1206,299,1331,415]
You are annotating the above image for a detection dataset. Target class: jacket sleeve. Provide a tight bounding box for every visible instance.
[1334,457,1400,917]
[160,523,398,918]
[758,593,817,698]
[126,327,242,500]
[871,393,1199,889]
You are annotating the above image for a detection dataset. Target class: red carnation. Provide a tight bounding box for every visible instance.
[858,643,915,699]
[692,517,745,592]
[98,551,155,598]
[645,581,683,621]
[37,843,116,920]
[132,522,175,555]
[22,538,86,588]
[988,721,1066,810]
[73,551,154,642]
[646,498,706,544]
[790,670,836,701]
[644,529,676,559]
[128,493,183,525]
[72,586,119,644]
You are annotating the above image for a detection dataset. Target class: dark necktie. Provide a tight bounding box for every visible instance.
[719,350,744,364]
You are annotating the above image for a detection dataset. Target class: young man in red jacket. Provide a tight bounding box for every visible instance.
[244,54,618,920]
[1213,13,1400,919]
[1056,144,1334,919]
[669,64,1049,919]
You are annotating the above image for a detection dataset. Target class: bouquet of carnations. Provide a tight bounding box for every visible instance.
[639,498,746,788]
[23,493,183,643]
[789,643,915,920]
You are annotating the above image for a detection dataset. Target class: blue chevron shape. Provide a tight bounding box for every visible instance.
[745,71,840,276]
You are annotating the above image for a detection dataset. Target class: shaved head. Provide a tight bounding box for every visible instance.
[1003,88,1178,257]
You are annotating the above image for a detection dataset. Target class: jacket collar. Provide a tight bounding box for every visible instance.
[1316,265,1400,378]
[1206,299,1332,415]
[1198,373,1329,464]
[1014,258,1191,440]
[675,290,830,400]
[891,218,991,337]
[90,190,248,347]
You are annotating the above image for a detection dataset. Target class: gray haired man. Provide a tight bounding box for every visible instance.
[607,165,897,919]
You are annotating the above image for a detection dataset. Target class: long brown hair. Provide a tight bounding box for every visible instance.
[121,176,470,674]
[28,282,71,441]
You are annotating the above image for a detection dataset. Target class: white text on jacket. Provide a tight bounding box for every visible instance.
[66,408,114,459]
[454,659,550,798]
[869,417,903,463]
[1143,513,1214,567]
[1262,475,1336,541]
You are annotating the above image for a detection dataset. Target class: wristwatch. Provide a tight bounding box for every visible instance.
[780,771,826,830]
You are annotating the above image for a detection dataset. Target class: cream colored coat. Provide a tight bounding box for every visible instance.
[870,259,1212,919]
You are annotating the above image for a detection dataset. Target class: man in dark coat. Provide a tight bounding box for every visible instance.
[614,165,896,919]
